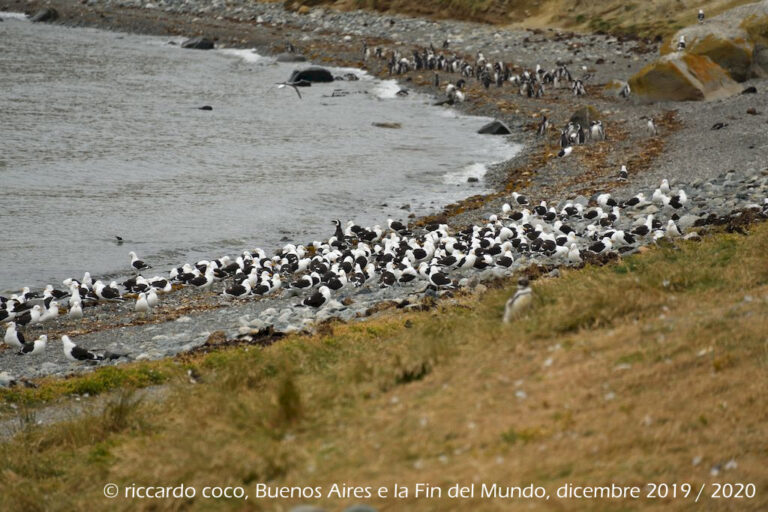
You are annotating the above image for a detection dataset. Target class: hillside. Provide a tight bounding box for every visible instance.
[290,0,756,37]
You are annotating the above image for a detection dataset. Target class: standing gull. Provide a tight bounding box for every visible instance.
[129,251,151,272]
[62,335,104,362]
[18,335,47,356]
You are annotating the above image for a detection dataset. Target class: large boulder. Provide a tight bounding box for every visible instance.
[288,67,334,83]
[629,53,743,102]
[661,24,754,82]
[477,120,512,135]
[741,12,768,75]
[569,105,601,127]
[181,36,214,50]
[660,1,768,80]
[29,8,58,23]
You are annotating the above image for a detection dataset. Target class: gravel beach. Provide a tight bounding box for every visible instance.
[2,0,768,383]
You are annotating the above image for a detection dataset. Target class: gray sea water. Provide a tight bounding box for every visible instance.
[0,13,521,293]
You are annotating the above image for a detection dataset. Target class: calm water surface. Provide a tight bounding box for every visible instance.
[0,14,520,292]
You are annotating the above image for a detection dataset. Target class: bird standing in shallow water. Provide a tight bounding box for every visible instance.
[503,278,533,323]
[129,251,151,272]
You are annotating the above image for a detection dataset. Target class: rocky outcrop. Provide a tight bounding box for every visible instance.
[660,0,768,82]
[29,8,58,23]
[288,67,334,83]
[661,24,754,82]
[629,53,743,102]
[181,36,214,50]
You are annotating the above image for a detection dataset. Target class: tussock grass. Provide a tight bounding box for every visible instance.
[0,362,173,407]
[1,224,768,511]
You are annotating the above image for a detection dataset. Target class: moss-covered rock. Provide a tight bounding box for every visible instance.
[628,53,743,102]
[661,24,754,82]
[569,105,601,127]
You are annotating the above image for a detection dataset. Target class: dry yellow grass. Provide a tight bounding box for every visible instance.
[1,223,768,511]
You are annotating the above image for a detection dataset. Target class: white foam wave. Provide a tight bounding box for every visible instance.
[0,11,30,20]
[442,142,523,185]
[219,48,266,64]
[373,79,403,99]
[444,163,488,185]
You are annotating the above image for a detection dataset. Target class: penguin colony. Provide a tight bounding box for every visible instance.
[365,41,609,151]
[368,42,591,105]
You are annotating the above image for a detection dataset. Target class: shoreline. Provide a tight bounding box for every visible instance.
[0,5,529,291]
[1,0,768,385]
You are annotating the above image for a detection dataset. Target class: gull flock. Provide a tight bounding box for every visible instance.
[3,175,767,376]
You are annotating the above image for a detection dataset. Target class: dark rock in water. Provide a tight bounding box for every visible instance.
[0,17,4,22]
[276,52,307,62]
[477,120,512,135]
[198,105,213,111]
[181,36,214,50]
[742,86,757,94]
[467,177,479,183]
[293,79,312,87]
[372,122,402,129]
[30,8,58,23]
[289,67,334,83]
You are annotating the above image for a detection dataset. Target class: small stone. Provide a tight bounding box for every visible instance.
[205,331,227,346]
[747,107,759,115]
[467,177,479,183]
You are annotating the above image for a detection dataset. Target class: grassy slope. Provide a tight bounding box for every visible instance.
[289,0,756,38]
[2,223,768,511]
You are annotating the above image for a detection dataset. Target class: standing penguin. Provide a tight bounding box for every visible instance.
[537,115,549,137]
[503,278,533,323]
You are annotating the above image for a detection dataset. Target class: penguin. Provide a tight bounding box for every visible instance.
[537,115,549,136]
[502,278,533,323]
